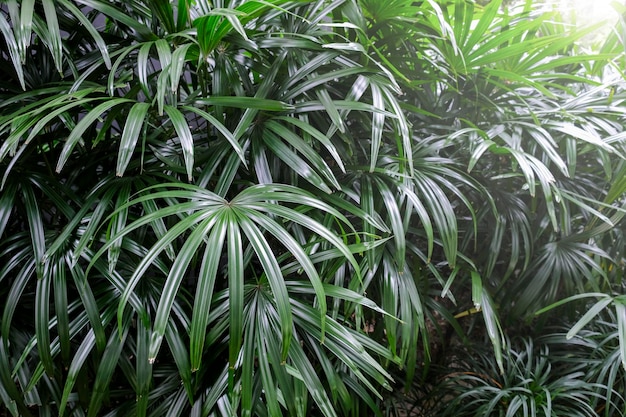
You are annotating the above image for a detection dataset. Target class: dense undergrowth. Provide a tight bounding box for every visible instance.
[1,0,626,415]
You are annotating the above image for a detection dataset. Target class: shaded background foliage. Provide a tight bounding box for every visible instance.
[1,0,626,416]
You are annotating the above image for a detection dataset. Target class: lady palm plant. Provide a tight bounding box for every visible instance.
[2,0,626,416]
[350,2,626,409]
[346,0,626,374]
[437,337,611,417]
[0,0,411,415]
[539,315,626,417]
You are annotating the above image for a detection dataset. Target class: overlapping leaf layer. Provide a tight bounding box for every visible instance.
[1,0,626,416]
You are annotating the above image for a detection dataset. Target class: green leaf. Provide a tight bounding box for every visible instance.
[70,266,107,352]
[480,290,504,374]
[0,182,16,238]
[0,96,98,163]
[155,39,173,113]
[53,257,70,363]
[235,201,361,280]
[193,14,222,55]
[182,106,247,167]
[534,292,610,316]
[195,97,294,111]
[322,42,365,52]
[58,0,111,68]
[289,340,338,417]
[464,0,500,52]
[244,209,328,336]
[87,315,132,417]
[164,105,195,181]
[149,213,221,362]
[22,185,45,276]
[18,0,35,60]
[137,41,154,95]
[165,321,194,402]
[176,0,190,31]
[74,0,155,40]
[59,330,96,417]
[471,270,483,311]
[151,0,176,33]
[273,120,340,188]
[237,212,293,360]
[107,181,132,273]
[41,0,63,74]
[316,88,345,134]
[0,12,25,89]
[56,98,132,173]
[35,267,53,377]
[189,216,227,370]
[262,130,333,193]
[615,301,626,371]
[551,122,619,155]
[169,44,192,94]
[373,177,406,268]
[255,317,281,417]
[369,83,386,171]
[226,212,244,373]
[136,320,152,417]
[117,102,151,176]
[274,116,345,173]
[566,296,613,340]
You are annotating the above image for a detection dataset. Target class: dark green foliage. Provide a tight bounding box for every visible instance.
[429,337,612,417]
[1,0,626,416]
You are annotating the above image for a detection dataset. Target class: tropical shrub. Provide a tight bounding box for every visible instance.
[539,315,626,417]
[1,0,626,416]
[433,337,612,417]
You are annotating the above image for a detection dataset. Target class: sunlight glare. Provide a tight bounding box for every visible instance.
[558,0,620,27]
